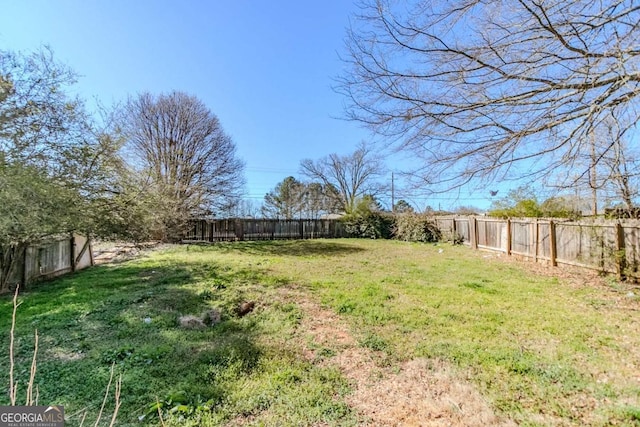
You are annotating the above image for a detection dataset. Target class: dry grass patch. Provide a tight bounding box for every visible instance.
[278,287,515,426]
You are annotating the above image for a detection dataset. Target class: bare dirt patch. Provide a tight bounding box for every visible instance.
[92,241,164,264]
[280,287,516,427]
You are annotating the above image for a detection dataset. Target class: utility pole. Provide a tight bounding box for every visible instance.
[391,172,395,213]
[590,131,598,216]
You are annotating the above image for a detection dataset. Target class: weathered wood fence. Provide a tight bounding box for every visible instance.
[434,216,640,279]
[1,234,94,291]
[185,218,347,242]
[185,216,640,279]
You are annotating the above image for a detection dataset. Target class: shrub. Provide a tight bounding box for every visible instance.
[393,213,441,243]
[343,211,395,239]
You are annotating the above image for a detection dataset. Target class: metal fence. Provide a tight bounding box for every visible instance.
[433,216,639,279]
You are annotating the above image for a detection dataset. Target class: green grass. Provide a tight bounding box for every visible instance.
[1,239,639,426]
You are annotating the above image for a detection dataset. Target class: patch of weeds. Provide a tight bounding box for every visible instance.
[198,289,215,301]
[101,346,159,367]
[460,281,498,294]
[360,333,388,352]
[317,347,337,358]
[462,281,484,290]
[101,346,135,364]
[382,276,404,285]
[201,336,262,381]
[618,406,640,423]
[362,307,397,325]
[337,301,357,314]
[272,366,303,384]
[143,391,218,423]
[275,302,303,323]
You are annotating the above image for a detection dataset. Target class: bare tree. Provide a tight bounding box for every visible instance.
[555,113,640,211]
[123,91,244,240]
[300,142,386,214]
[302,182,343,219]
[604,138,639,209]
[339,0,640,190]
[224,199,261,218]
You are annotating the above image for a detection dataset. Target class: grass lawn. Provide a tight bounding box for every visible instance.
[1,239,639,426]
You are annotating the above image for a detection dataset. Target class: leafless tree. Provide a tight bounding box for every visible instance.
[339,0,640,191]
[223,199,261,218]
[300,142,386,213]
[302,182,343,219]
[123,91,244,240]
[603,138,639,209]
[553,113,640,212]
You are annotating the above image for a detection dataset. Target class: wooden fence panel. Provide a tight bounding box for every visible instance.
[1,234,93,292]
[25,239,71,283]
[185,219,346,242]
[476,220,488,247]
[510,220,535,257]
[622,226,640,278]
[538,222,551,261]
[454,218,470,245]
[435,218,454,234]
[477,219,506,251]
[555,223,617,272]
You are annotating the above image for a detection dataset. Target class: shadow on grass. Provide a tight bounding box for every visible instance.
[0,259,270,425]
[190,239,365,257]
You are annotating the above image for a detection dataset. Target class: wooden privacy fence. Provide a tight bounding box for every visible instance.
[185,218,347,242]
[434,216,640,279]
[1,234,94,291]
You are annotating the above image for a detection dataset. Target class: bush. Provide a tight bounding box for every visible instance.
[342,212,394,239]
[393,213,441,243]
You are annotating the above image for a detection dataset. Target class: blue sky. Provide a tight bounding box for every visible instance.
[0,1,499,211]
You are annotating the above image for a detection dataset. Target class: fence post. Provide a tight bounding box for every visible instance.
[615,222,626,280]
[506,219,512,256]
[549,220,557,267]
[299,219,304,239]
[235,218,244,241]
[534,219,539,262]
[21,245,28,288]
[70,233,76,273]
[452,218,457,243]
[470,216,478,250]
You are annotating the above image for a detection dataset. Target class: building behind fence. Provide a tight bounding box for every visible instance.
[185,218,347,242]
[1,234,94,291]
[433,216,639,279]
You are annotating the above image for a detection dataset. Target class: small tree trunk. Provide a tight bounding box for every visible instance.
[0,244,26,293]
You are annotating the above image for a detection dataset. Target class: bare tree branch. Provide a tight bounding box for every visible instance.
[300,142,386,213]
[339,0,640,192]
[123,91,245,239]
